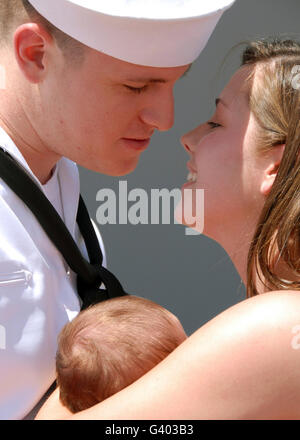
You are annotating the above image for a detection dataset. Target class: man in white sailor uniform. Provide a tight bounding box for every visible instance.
[0,0,236,419]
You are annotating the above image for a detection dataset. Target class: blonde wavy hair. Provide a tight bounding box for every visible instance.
[242,39,300,297]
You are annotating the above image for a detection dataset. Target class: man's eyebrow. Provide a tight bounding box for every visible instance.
[124,77,167,84]
[124,64,193,84]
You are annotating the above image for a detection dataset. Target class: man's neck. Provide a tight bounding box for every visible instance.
[0,117,61,185]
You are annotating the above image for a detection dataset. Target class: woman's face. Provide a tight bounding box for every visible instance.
[177,65,267,241]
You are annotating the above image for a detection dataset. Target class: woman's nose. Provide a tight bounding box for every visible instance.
[180,124,203,153]
[180,135,192,153]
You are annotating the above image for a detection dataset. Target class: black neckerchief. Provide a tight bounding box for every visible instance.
[0,147,127,310]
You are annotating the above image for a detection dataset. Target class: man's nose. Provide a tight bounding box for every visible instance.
[139,89,175,131]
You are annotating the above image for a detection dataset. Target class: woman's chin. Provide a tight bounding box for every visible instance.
[174,198,205,235]
[175,184,205,234]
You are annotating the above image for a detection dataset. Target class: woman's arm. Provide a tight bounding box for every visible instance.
[68,290,300,420]
[35,387,73,420]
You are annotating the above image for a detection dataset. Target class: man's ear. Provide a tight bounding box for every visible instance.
[260,144,285,196]
[13,23,53,84]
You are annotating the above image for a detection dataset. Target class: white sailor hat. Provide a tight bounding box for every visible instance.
[27,0,236,67]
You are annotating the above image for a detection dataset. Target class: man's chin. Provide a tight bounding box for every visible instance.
[87,159,139,177]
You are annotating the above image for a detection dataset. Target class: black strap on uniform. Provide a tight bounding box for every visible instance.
[0,146,127,310]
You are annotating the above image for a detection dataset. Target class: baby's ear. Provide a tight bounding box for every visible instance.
[260,144,285,197]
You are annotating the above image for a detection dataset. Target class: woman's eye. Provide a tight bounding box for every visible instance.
[207,121,221,129]
[125,85,148,94]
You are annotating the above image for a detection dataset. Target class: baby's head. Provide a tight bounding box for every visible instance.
[56,295,187,413]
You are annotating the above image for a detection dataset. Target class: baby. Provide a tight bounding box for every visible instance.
[55,295,187,413]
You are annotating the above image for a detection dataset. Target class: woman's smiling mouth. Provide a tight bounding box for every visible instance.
[187,171,197,183]
[186,162,198,183]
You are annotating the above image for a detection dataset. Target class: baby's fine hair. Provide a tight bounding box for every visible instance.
[56,295,186,413]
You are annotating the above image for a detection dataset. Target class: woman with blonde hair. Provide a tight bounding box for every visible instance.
[39,38,300,420]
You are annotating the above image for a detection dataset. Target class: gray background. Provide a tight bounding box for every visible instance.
[79,0,300,336]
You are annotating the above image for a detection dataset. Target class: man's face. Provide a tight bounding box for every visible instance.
[39,48,190,176]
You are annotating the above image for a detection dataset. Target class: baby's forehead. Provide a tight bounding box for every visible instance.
[165,310,187,334]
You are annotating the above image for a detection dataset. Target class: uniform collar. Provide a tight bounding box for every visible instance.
[0,126,80,237]
[0,126,40,184]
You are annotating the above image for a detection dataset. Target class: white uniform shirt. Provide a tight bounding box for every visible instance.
[0,127,106,419]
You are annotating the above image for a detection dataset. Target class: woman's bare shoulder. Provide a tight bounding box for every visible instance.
[169,289,300,419]
[186,289,300,417]
[192,289,300,357]
[203,289,300,329]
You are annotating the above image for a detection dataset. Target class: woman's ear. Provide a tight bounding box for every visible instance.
[260,144,285,196]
